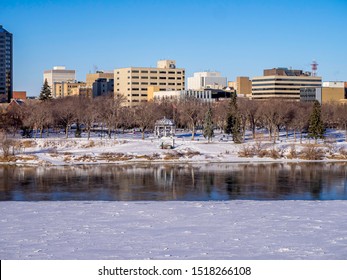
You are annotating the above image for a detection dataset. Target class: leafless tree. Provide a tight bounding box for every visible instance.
[291,102,311,143]
[97,93,126,139]
[212,100,228,133]
[177,97,205,140]
[52,97,76,138]
[133,101,160,139]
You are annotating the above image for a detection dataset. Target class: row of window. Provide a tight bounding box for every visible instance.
[252,92,300,95]
[253,88,304,91]
[253,83,321,87]
[253,78,322,82]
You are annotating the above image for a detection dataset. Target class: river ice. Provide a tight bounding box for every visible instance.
[1,201,346,260]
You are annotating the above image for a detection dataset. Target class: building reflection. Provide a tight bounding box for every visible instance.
[0,163,347,201]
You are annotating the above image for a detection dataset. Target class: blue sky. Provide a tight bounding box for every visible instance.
[1,0,347,96]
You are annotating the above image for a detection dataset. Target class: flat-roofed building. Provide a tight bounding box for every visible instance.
[43,66,76,97]
[92,78,114,97]
[187,71,227,90]
[300,82,346,104]
[53,81,87,98]
[152,88,233,102]
[252,67,322,100]
[86,71,113,87]
[0,25,13,103]
[114,60,185,106]
[229,76,252,96]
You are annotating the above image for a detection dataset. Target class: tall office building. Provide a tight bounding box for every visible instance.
[114,60,185,106]
[0,25,13,103]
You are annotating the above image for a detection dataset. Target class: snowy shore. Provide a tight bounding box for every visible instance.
[2,130,347,166]
[1,201,347,260]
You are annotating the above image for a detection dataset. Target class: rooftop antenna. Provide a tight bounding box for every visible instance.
[311,60,318,76]
[93,65,98,73]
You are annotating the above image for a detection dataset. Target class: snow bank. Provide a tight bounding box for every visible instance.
[1,201,346,259]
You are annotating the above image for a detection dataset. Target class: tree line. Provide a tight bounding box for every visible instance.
[1,93,347,142]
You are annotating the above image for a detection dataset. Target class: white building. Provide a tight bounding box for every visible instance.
[187,71,227,90]
[322,81,344,88]
[43,66,76,97]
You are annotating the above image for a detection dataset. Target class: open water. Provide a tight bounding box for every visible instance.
[0,163,347,201]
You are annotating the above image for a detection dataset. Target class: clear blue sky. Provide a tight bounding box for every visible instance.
[1,0,347,96]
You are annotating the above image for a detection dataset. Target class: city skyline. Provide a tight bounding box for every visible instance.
[1,0,347,97]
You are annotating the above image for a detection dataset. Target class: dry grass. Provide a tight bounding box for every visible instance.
[135,153,161,160]
[81,140,95,148]
[97,152,133,161]
[75,155,97,162]
[163,151,184,160]
[21,140,37,148]
[238,145,255,157]
[0,154,38,162]
[185,149,201,158]
[299,144,325,160]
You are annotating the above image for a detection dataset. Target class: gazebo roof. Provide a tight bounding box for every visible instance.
[155,117,175,126]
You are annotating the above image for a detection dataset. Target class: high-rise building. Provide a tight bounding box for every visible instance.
[114,60,185,106]
[43,66,76,97]
[0,25,13,103]
[187,71,227,90]
[252,68,322,100]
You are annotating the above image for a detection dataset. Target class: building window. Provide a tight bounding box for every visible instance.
[141,70,148,73]
[159,83,166,85]
[150,70,157,74]
[159,71,166,74]
[150,77,157,79]
[141,76,148,79]
[159,77,166,80]
[132,70,139,73]
[150,82,157,85]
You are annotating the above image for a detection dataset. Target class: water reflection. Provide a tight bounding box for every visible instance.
[0,163,347,201]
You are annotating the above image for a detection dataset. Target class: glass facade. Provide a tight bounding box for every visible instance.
[0,26,12,103]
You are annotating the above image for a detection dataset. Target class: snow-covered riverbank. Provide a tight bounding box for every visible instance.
[2,130,347,166]
[1,201,346,259]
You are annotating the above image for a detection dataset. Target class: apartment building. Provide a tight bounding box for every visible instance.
[114,60,185,106]
[92,78,114,97]
[252,68,322,100]
[187,71,227,90]
[0,25,13,103]
[43,66,76,97]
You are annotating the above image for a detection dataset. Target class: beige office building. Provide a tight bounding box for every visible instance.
[53,81,87,98]
[43,66,76,97]
[229,77,252,95]
[252,68,322,100]
[86,71,114,87]
[114,60,185,106]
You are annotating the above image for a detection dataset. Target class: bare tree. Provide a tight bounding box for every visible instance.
[212,100,228,133]
[291,102,311,143]
[52,97,76,138]
[177,97,205,140]
[243,99,261,140]
[97,94,126,139]
[133,101,160,139]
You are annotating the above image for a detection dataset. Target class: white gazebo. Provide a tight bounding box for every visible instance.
[154,117,175,138]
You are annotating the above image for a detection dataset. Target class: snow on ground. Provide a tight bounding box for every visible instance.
[4,129,347,166]
[1,201,347,259]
